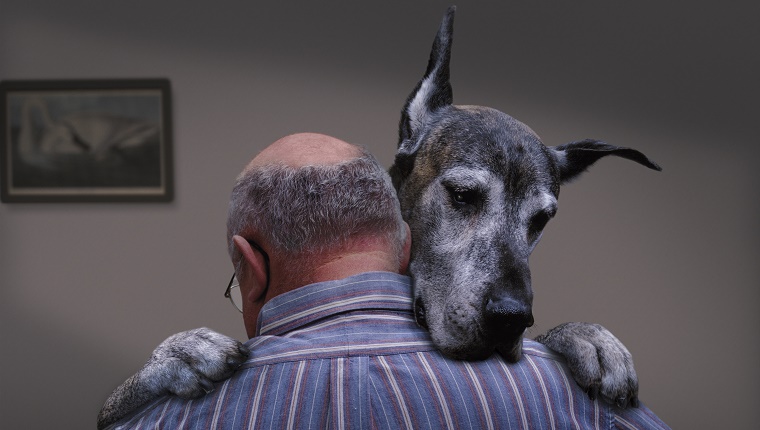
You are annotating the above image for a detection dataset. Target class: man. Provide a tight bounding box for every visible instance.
[107,133,668,429]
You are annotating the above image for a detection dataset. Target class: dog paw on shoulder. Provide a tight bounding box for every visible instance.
[146,327,250,399]
[535,322,639,408]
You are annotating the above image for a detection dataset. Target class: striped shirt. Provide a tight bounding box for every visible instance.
[112,272,669,429]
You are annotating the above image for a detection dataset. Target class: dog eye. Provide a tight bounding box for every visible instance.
[447,187,479,207]
[528,210,552,240]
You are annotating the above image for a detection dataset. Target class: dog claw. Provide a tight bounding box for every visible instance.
[587,391,596,401]
[414,297,429,330]
[226,354,245,368]
[199,378,215,394]
[585,381,602,402]
[616,396,628,409]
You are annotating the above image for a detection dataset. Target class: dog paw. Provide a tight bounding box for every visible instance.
[144,327,250,399]
[535,322,639,408]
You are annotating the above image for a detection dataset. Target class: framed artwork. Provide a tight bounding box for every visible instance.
[0,79,173,202]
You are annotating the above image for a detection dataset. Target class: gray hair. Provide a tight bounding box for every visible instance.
[227,148,405,273]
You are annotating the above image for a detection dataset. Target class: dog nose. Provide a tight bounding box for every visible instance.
[484,296,534,333]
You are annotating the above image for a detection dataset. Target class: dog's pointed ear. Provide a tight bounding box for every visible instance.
[391,7,456,189]
[397,6,456,155]
[550,139,662,184]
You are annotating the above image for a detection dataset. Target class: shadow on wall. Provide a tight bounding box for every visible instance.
[0,304,133,429]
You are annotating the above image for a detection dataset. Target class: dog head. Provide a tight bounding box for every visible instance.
[389,7,660,361]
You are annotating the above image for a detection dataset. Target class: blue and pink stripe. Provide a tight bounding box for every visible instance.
[111,272,669,430]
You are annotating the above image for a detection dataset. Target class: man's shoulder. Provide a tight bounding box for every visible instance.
[522,338,565,361]
[241,335,564,369]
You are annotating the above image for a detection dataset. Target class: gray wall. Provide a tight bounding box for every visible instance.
[1,1,758,428]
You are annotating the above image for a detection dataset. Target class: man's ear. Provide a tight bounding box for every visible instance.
[398,222,412,275]
[232,235,268,303]
[550,139,662,184]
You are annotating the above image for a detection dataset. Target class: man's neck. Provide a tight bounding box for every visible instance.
[268,237,400,297]
[307,251,398,285]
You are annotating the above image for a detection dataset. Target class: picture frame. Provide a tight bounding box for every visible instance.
[0,79,173,203]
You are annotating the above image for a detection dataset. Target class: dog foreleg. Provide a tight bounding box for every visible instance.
[97,327,248,430]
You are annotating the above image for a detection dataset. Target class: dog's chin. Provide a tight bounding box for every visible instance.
[428,319,527,361]
[431,330,495,361]
[440,344,495,361]
[437,336,523,362]
[434,333,524,362]
[495,334,524,363]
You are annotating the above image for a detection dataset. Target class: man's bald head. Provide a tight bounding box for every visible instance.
[227,133,410,337]
[228,133,405,264]
[244,133,362,173]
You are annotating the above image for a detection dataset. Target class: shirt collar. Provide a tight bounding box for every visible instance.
[256,271,414,336]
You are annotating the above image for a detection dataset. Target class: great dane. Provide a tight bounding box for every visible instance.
[98,7,659,429]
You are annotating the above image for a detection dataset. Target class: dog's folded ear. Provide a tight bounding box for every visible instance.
[397,6,456,156]
[550,139,662,184]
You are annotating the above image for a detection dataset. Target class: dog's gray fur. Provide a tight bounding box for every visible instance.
[390,6,659,368]
[98,7,659,429]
